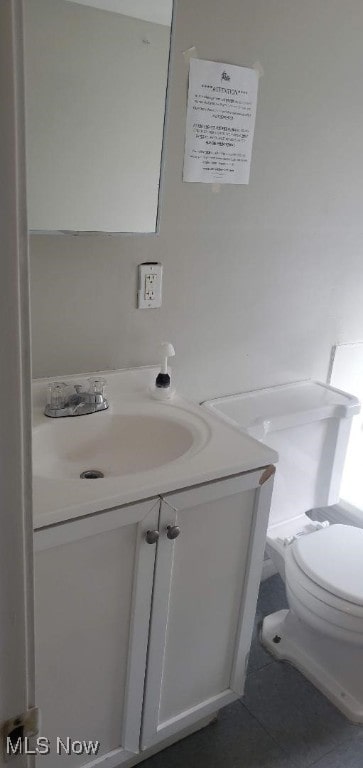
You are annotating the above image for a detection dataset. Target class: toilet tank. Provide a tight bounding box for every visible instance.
[204,382,360,527]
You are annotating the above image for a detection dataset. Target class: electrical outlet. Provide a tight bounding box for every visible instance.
[137,263,162,309]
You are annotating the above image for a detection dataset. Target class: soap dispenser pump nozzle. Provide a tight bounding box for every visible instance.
[155,342,175,389]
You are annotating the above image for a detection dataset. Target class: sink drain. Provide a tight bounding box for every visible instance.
[80,469,104,479]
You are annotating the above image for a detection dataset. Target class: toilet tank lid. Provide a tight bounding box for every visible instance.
[293,524,363,606]
[203,381,360,439]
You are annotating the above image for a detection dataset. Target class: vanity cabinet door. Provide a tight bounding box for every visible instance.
[141,470,274,750]
[34,499,160,768]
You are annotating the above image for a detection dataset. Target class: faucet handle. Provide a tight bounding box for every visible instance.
[47,381,68,410]
[87,377,106,397]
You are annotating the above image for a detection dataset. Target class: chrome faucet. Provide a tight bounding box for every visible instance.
[44,378,109,418]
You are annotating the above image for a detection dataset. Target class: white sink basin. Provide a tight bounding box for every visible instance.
[33,408,208,480]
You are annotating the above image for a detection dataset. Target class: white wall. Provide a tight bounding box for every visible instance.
[330,343,363,510]
[30,0,363,402]
[65,0,173,27]
[24,0,170,232]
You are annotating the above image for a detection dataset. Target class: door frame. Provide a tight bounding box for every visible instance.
[0,0,34,763]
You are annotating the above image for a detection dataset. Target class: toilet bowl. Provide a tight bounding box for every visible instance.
[203,381,363,720]
[284,525,363,644]
[263,517,363,721]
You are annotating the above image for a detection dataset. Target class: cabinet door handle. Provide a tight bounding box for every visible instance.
[166,525,180,540]
[145,529,160,544]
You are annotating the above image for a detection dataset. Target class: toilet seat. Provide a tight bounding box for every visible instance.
[285,525,363,613]
[287,552,363,615]
[284,526,363,644]
[292,524,363,606]
[286,554,363,634]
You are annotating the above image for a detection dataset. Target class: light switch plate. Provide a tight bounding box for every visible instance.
[137,263,163,309]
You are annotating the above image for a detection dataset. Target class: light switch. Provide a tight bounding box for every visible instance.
[137,263,163,309]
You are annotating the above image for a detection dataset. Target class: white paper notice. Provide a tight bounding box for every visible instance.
[183,59,259,185]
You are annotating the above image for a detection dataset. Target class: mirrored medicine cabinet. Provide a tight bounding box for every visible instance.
[23,0,173,233]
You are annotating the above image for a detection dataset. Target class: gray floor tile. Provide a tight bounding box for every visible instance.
[247,573,287,675]
[243,661,362,768]
[309,732,363,768]
[143,575,363,768]
[247,616,273,674]
[142,701,294,768]
[257,573,288,618]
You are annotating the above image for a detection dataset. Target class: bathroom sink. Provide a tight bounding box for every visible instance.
[32,367,277,527]
[32,409,206,480]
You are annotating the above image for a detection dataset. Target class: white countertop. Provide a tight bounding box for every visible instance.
[32,367,277,529]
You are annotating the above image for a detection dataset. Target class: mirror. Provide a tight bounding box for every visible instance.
[23,0,173,233]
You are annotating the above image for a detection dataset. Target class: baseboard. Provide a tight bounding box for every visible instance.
[309,502,363,529]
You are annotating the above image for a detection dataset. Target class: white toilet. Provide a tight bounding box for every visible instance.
[204,381,363,722]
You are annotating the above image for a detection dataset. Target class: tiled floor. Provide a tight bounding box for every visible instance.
[143,574,363,768]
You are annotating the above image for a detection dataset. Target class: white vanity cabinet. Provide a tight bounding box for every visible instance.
[141,470,272,750]
[34,467,274,768]
[34,499,160,768]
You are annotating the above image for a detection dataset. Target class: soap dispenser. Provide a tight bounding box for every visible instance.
[152,342,175,399]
